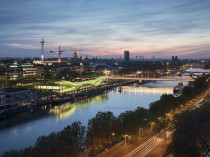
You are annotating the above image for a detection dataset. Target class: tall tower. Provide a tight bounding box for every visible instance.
[40,38,44,63]
[73,50,79,60]
[124,51,130,62]
[58,46,63,63]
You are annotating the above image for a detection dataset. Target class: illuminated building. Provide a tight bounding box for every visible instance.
[21,63,37,80]
[35,76,108,93]
[0,88,37,114]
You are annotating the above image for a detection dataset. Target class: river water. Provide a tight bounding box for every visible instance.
[0,81,188,154]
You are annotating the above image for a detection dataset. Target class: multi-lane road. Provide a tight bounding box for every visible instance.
[125,134,162,157]
[124,96,208,157]
[125,127,171,157]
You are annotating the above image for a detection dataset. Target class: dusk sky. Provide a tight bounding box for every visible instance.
[0,0,210,59]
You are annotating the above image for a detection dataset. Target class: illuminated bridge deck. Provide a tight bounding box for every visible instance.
[109,76,194,82]
[119,86,173,95]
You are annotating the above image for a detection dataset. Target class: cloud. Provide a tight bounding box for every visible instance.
[0,0,210,58]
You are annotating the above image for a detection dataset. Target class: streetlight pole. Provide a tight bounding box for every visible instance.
[150,122,155,133]
[139,128,141,138]
[111,132,115,143]
[125,135,128,146]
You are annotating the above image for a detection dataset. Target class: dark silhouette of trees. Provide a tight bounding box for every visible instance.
[150,76,209,118]
[118,107,148,133]
[86,111,121,155]
[61,121,86,156]
[164,102,210,157]
[149,94,176,116]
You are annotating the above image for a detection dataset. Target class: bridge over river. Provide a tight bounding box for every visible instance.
[109,76,194,82]
[120,86,173,95]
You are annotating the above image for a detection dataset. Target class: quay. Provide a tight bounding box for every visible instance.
[0,79,136,116]
[37,79,136,105]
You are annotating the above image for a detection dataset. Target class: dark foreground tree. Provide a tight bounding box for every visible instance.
[164,102,210,157]
[86,111,121,155]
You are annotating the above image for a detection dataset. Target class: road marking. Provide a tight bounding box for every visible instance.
[139,139,162,157]
[126,135,159,157]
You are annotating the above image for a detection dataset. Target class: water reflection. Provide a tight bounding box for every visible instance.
[0,94,109,129]
[50,106,77,120]
[0,81,187,154]
[50,94,108,120]
[0,109,50,130]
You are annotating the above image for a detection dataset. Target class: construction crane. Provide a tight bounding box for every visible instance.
[50,46,65,63]
[40,38,44,63]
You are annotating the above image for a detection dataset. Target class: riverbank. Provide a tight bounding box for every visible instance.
[95,77,210,157]
[0,80,176,155]
[0,80,136,118]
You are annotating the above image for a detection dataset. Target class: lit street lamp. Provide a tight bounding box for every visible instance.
[125,134,128,146]
[158,117,162,122]
[111,132,115,142]
[139,128,141,138]
[150,122,155,133]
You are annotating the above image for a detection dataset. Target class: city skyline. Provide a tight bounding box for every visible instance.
[1,0,210,59]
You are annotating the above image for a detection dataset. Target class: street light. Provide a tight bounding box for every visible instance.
[166,113,170,119]
[125,134,128,146]
[111,132,115,142]
[150,122,155,133]
[158,117,163,122]
[139,128,141,138]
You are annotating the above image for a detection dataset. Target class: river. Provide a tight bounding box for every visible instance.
[0,81,188,154]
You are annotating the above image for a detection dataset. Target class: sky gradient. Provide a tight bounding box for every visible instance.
[0,0,210,59]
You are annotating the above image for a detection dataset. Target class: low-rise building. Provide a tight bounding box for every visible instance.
[0,88,37,114]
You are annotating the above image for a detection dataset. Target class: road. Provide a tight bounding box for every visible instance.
[125,127,171,157]
[125,134,162,157]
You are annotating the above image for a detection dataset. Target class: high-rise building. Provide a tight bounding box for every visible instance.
[124,51,130,62]
[172,56,175,61]
[172,56,178,61]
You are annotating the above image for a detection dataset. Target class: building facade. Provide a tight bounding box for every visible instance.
[0,88,37,114]
[124,51,130,62]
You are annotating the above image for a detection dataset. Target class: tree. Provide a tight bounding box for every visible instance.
[33,121,85,157]
[164,102,210,157]
[34,132,60,157]
[118,107,148,133]
[86,111,121,155]
[60,121,86,157]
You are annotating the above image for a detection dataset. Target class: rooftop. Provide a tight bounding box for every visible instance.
[0,88,30,93]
